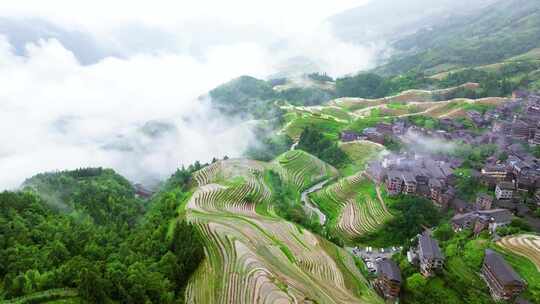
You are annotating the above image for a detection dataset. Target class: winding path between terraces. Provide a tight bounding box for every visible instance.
[301,179,331,225]
[375,185,391,214]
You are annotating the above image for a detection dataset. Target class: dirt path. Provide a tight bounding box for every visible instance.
[301,179,331,225]
[375,186,391,214]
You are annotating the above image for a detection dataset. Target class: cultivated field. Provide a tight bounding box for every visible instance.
[497,234,540,271]
[274,150,339,192]
[279,83,510,141]
[184,153,383,304]
[310,173,393,240]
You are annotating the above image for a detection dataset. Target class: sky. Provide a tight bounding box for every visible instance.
[0,0,376,189]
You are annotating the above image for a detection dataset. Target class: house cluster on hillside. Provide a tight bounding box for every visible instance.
[480,144,540,209]
[340,121,406,144]
[366,152,458,208]
[451,208,513,234]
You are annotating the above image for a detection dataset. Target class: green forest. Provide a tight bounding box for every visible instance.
[0,167,204,303]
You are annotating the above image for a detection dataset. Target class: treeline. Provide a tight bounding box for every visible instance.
[335,71,435,99]
[354,195,442,247]
[375,0,540,75]
[297,128,350,168]
[0,167,204,303]
[336,61,539,100]
[209,75,336,120]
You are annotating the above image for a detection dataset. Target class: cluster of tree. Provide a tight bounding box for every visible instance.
[355,195,442,247]
[264,171,323,234]
[209,75,277,119]
[209,75,337,120]
[307,72,334,82]
[406,115,440,130]
[335,71,435,99]
[439,66,536,99]
[22,168,143,227]
[397,229,495,304]
[297,128,350,168]
[496,218,533,236]
[245,129,293,162]
[276,87,335,107]
[452,144,496,170]
[0,167,204,303]
[335,61,538,101]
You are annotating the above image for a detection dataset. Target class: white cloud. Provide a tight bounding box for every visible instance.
[0,0,369,33]
[0,0,379,189]
[0,37,269,189]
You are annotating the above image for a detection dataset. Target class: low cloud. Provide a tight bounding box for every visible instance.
[0,37,265,189]
[0,12,380,190]
[400,130,457,154]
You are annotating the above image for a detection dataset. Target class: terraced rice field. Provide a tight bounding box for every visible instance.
[274,150,339,192]
[497,234,540,270]
[184,154,383,304]
[339,140,386,176]
[193,159,269,187]
[281,83,508,130]
[310,173,392,240]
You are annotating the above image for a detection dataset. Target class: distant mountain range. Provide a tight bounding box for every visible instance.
[329,0,497,44]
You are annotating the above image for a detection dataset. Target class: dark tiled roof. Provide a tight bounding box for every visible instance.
[419,232,443,260]
[402,172,416,183]
[429,178,442,188]
[484,249,524,285]
[377,258,402,283]
[451,213,476,226]
[387,170,403,180]
[497,182,515,190]
[477,209,512,223]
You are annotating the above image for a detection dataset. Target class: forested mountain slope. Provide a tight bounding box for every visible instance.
[374,0,540,76]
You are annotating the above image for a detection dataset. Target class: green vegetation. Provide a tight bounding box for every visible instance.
[0,167,204,303]
[398,230,494,304]
[355,194,442,247]
[210,75,338,121]
[310,176,393,245]
[209,75,276,119]
[375,0,540,76]
[275,150,338,191]
[339,141,384,176]
[277,87,335,106]
[22,168,143,226]
[245,130,293,162]
[264,170,322,234]
[297,128,350,168]
[336,71,435,99]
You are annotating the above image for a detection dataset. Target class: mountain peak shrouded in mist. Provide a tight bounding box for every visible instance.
[330,0,498,43]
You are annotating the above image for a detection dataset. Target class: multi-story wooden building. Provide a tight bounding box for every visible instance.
[374,258,402,301]
[417,232,444,277]
[481,249,526,301]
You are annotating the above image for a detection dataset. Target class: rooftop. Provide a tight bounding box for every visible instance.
[419,232,443,260]
[376,258,402,283]
[484,249,524,285]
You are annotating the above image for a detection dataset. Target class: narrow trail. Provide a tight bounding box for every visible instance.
[375,186,391,214]
[301,179,331,225]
